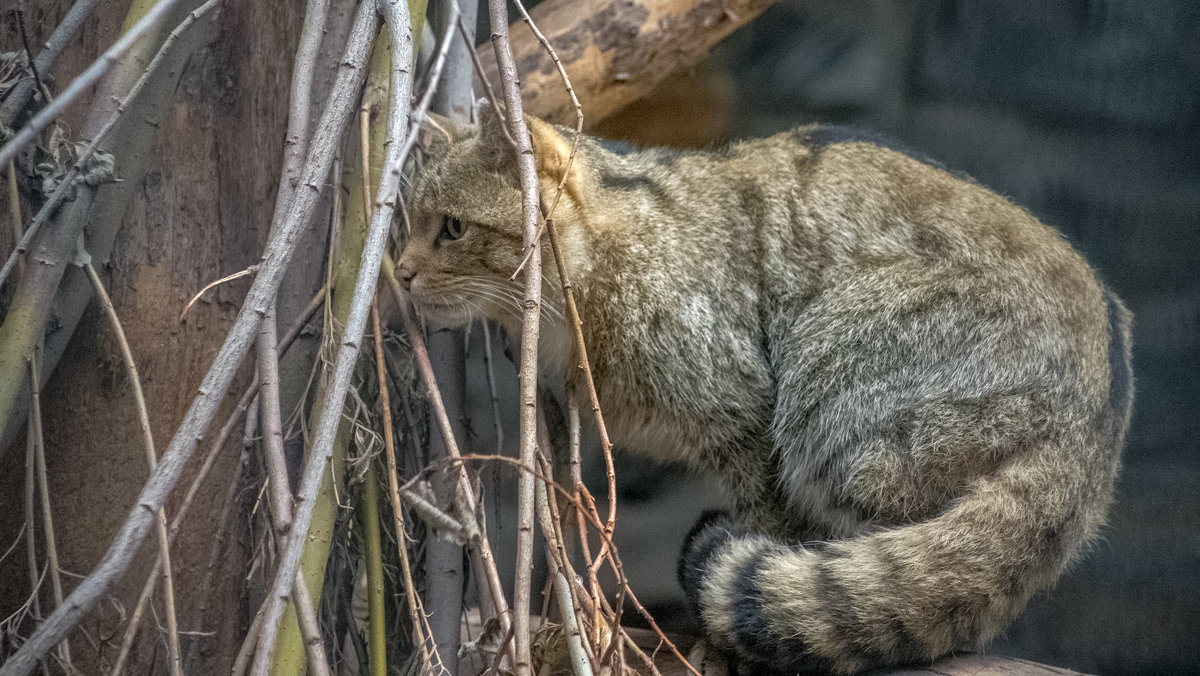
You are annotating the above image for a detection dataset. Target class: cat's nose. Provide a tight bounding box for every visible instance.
[395,263,416,290]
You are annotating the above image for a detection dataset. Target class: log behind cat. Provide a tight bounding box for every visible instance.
[397,104,1133,674]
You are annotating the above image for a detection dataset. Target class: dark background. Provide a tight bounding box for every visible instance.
[571,1,1200,674]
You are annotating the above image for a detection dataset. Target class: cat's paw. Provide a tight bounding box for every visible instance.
[687,638,735,676]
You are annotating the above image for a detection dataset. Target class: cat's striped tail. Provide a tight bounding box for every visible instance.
[678,441,1117,674]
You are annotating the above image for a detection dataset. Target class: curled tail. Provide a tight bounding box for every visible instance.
[679,440,1118,674]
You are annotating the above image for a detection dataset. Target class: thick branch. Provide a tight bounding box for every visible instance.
[478,0,776,124]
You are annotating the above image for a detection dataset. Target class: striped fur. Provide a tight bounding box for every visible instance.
[400,103,1134,673]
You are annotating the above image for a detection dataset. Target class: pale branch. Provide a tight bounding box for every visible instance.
[0,0,101,126]
[476,0,777,125]
[82,261,182,676]
[256,322,333,676]
[534,415,594,675]
[248,1,411,672]
[486,0,544,671]
[253,0,330,542]
[0,3,378,671]
[251,0,332,669]
[422,0,470,670]
[554,572,595,676]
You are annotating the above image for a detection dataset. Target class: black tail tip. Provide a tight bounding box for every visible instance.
[678,510,743,612]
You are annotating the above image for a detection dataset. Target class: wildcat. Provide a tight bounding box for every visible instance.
[396,102,1133,674]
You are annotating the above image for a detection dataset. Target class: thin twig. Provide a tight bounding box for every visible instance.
[486,0,544,671]
[180,266,258,322]
[250,3,408,672]
[506,0,582,277]
[384,271,513,643]
[361,454,388,676]
[83,261,183,676]
[22,391,42,626]
[28,353,72,672]
[0,1,372,657]
[12,1,54,107]
[370,304,438,673]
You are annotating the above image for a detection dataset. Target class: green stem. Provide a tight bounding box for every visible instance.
[362,462,388,676]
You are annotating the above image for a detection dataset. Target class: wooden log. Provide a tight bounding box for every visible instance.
[626,627,1089,675]
[459,612,1087,675]
[478,0,776,125]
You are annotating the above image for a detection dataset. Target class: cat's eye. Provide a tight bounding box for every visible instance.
[440,215,466,241]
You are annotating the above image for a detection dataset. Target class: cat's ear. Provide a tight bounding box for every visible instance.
[476,99,513,170]
[415,111,470,156]
[477,99,585,203]
[526,115,586,204]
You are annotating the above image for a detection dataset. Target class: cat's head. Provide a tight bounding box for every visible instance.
[397,101,588,330]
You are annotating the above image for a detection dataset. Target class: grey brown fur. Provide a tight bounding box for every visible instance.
[397,104,1133,674]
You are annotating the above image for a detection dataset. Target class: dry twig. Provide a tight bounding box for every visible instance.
[83,260,183,676]
[370,303,440,673]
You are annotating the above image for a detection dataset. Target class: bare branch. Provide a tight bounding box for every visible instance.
[249,1,412,671]
[485,0,545,671]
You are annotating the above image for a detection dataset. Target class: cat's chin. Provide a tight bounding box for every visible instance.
[408,297,475,329]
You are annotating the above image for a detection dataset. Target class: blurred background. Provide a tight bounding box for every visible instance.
[533,1,1200,673]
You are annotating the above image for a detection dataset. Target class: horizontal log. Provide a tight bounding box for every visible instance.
[621,626,1089,675]
[479,0,776,125]
[458,612,1087,675]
